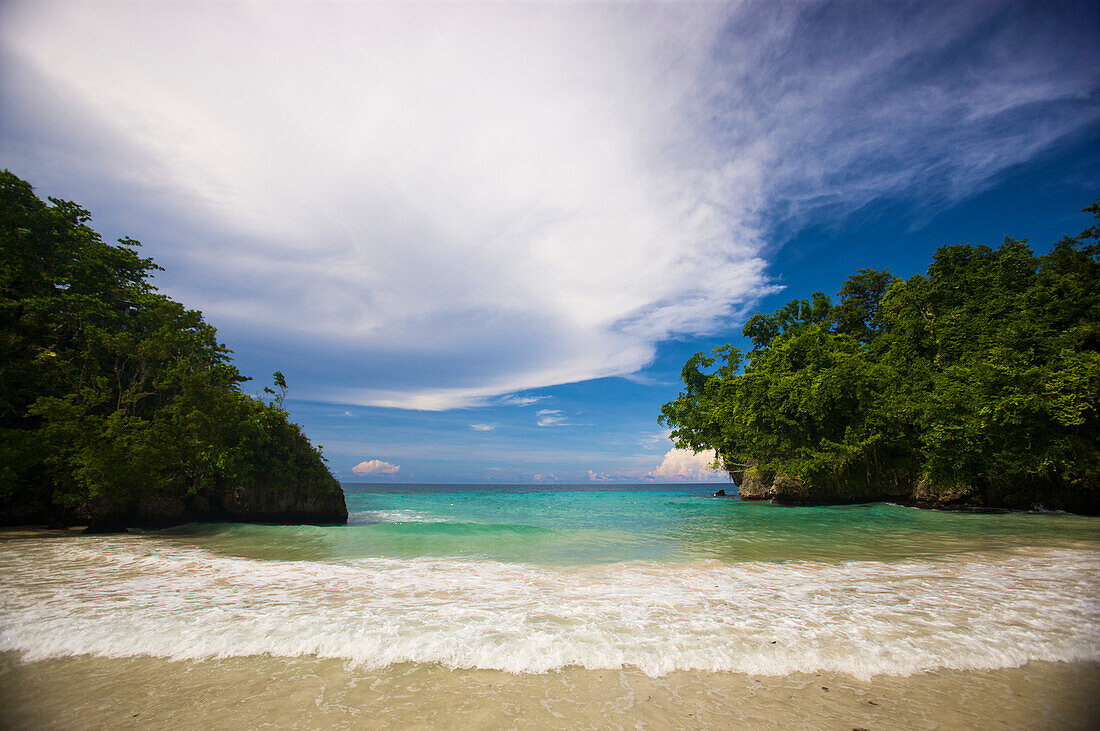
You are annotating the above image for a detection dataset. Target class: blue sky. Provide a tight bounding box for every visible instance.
[2,1,1098,483]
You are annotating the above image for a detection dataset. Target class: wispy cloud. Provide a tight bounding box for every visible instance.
[469,423,496,432]
[2,1,1095,410]
[497,395,550,408]
[638,430,673,450]
[703,0,1100,233]
[535,409,570,427]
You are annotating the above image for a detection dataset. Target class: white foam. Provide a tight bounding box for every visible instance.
[1,537,1097,679]
[348,509,449,525]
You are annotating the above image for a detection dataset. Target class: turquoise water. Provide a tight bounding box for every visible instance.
[160,484,1100,566]
[3,485,1099,677]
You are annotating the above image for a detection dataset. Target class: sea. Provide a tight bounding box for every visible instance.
[2,484,1099,728]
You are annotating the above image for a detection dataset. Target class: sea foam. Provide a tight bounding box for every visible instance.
[348,509,451,525]
[1,537,1097,680]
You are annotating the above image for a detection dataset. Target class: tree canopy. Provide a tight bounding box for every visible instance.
[0,171,340,527]
[661,203,1100,509]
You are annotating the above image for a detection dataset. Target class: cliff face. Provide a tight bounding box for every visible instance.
[82,474,348,533]
[728,461,1100,514]
[89,480,347,534]
[2,473,348,533]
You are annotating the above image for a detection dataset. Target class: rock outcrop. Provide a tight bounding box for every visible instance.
[727,460,1099,514]
[4,473,348,533]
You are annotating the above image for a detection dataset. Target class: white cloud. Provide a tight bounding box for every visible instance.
[469,423,496,431]
[0,2,770,410]
[351,459,400,476]
[532,473,559,483]
[2,2,1095,410]
[649,447,723,482]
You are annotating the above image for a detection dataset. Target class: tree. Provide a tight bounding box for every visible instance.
[661,202,1100,509]
[0,170,340,527]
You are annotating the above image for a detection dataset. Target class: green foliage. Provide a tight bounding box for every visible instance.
[0,171,334,523]
[661,203,1100,499]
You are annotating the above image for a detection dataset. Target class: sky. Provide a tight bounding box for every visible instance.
[2,0,1098,484]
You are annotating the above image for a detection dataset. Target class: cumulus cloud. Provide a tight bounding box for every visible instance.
[2,1,1095,409]
[351,459,401,476]
[649,447,723,482]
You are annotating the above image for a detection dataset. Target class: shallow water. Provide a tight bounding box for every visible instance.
[164,486,1100,565]
[2,485,1099,726]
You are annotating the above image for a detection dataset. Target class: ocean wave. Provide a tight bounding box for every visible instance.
[1,537,1097,680]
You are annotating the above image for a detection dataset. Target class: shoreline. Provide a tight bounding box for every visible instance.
[4,501,1098,727]
[3,653,1097,729]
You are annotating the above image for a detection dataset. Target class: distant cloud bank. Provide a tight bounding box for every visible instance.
[584,446,726,483]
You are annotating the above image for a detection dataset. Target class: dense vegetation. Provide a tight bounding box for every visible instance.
[0,171,344,529]
[661,204,1100,512]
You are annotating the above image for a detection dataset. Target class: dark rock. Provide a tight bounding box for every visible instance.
[711,489,727,497]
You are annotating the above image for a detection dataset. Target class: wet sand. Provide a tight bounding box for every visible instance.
[2,653,1097,729]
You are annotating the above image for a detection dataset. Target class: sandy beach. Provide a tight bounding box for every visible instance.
[3,653,1097,729]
